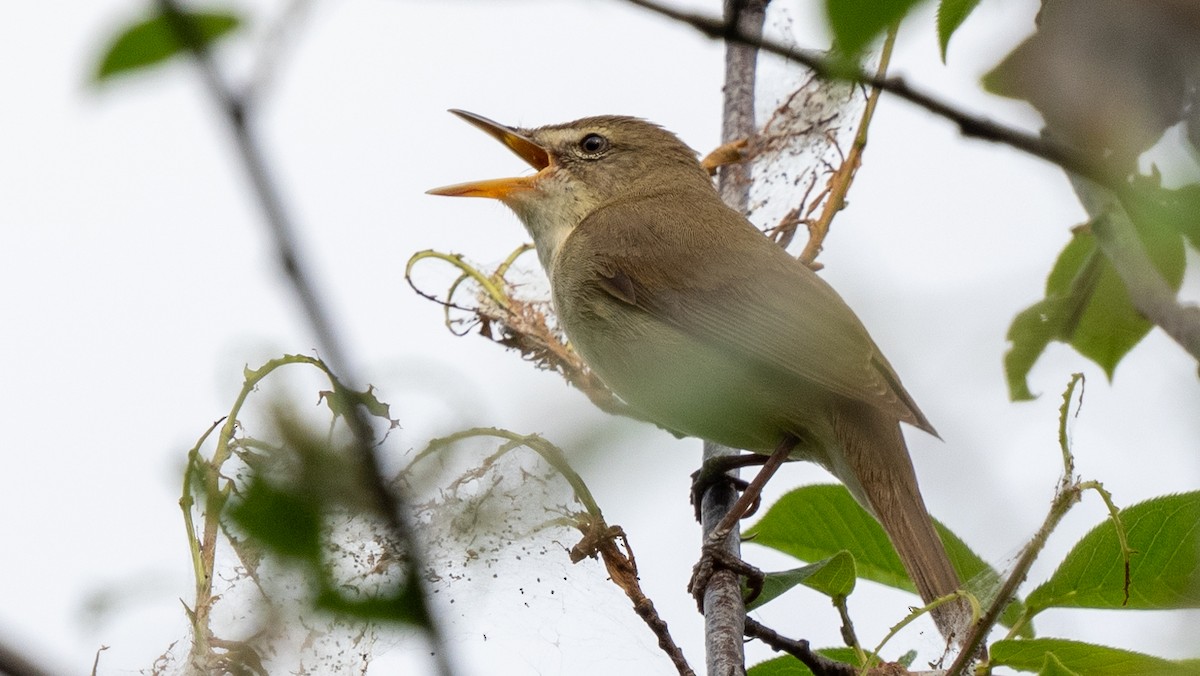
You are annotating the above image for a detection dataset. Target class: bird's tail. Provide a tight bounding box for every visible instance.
[831,400,970,643]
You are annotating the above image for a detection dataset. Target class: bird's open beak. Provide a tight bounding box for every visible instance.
[426,110,551,200]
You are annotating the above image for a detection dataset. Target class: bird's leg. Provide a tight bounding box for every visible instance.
[689,452,782,522]
[688,436,799,610]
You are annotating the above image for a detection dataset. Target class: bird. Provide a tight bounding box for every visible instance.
[427,109,966,640]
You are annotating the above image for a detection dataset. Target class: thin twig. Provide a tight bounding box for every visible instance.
[700,1,770,674]
[799,25,897,266]
[413,428,696,675]
[744,618,857,675]
[945,375,1088,674]
[153,3,454,675]
[620,0,1120,191]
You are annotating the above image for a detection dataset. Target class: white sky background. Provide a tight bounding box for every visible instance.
[3,0,1200,674]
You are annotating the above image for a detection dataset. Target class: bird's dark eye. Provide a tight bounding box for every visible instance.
[579,133,609,156]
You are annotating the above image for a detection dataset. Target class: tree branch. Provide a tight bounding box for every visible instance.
[622,0,1200,366]
[744,618,857,675]
[700,1,769,674]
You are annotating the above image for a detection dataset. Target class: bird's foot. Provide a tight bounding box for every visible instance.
[690,453,775,522]
[687,539,765,611]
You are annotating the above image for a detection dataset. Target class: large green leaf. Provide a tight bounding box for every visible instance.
[1004,218,1184,401]
[823,0,925,56]
[992,638,1200,676]
[94,9,242,82]
[936,0,982,60]
[743,484,1030,633]
[1026,492,1200,611]
[1039,653,1083,676]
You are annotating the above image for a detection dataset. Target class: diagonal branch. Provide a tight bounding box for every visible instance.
[621,0,1200,365]
[153,2,454,674]
[620,0,1117,190]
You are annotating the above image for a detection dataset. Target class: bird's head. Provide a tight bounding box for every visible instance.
[428,110,711,269]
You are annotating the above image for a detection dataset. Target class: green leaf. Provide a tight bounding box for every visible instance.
[316,567,430,627]
[1039,652,1083,676]
[1004,218,1184,401]
[1026,492,1200,611]
[94,9,242,82]
[743,484,1031,633]
[823,0,925,56]
[229,478,321,560]
[936,0,982,61]
[992,638,1200,676]
[748,551,857,610]
[749,648,863,676]
[1128,180,1200,250]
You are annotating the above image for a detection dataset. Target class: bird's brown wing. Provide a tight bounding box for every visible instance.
[569,190,936,435]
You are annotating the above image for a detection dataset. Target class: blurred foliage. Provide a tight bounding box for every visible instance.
[936,0,982,59]
[94,8,242,81]
[983,0,1200,169]
[1005,215,1185,400]
[177,355,422,673]
[823,0,922,57]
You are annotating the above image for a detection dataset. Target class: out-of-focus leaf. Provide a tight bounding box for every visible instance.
[1004,217,1184,401]
[747,551,856,610]
[316,568,429,627]
[1128,180,1200,250]
[1026,492,1200,611]
[744,484,1030,633]
[982,0,1200,169]
[94,9,242,82]
[936,0,982,60]
[823,0,925,57]
[748,648,863,676]
[992,638,1200,676]
[229,478,321,560]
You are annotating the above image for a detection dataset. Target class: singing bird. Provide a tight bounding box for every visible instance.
[428,110,965,638]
